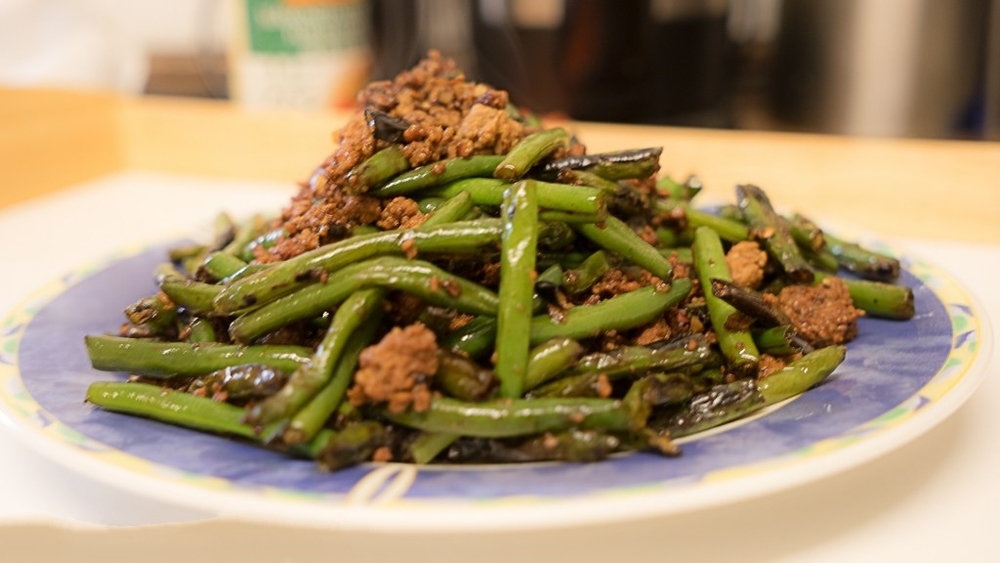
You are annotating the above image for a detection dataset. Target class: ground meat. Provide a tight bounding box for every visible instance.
[260,50,527,261]
[347,323,439,413]
[362,50,524,166]
[725,241,768,289]
[587,268,663,302]
[377,197,425,230]
[450,103,525,158]
[633,317,673,346]
[774,277,864,347]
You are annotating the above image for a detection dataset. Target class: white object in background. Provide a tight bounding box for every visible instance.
[0,0,148,93]
[228,0,371,111]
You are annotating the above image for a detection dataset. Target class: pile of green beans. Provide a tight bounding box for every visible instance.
[83,102,915,472]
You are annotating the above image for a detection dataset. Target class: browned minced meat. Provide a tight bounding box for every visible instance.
[347,323,439,414]
[262,51,528,261]
[633,317,673,346]
[377,196,425,230]
[364,51,527,164]
[585,268,664,304]
[772,277,865,347]
[725,240,768,289]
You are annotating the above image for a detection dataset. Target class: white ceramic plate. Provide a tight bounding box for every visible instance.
[0,237,990,531]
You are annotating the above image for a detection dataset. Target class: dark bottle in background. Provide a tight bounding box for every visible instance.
[369,0,734,126]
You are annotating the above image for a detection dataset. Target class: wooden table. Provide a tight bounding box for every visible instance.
[3,88,998,243]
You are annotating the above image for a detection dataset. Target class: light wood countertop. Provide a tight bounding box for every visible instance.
[3,88,998,244]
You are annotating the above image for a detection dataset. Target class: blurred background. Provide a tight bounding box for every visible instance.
[1,0,998,140]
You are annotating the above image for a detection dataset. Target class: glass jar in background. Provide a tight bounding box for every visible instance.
[228,0,372,111]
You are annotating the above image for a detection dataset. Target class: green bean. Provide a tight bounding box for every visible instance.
[386,396,631,438]
[572,216,673,280]
[537,210,607,224]
[537,220,577,249]
[494,128,569,182]
[560,250,611,295]
[692,226,760,378]
[426,178,606,216]
[169,243,207,265]
[86,381,277,439]
[815,272,915,320]
[160,279,221,316]
[409,432,460,464]
[417,190,474,229]
[638,372,695,406]
[785,213,826,253]
[316,421,392,472]
[662,379,764,438]
[523,337,585,391]
[84,335,312,378]
[530,338,714,398]
[757,345,845,404]
[238,227,285,262]
[560,169,622,194]
[661,345,844,438]
[654,199,749,243]
[213,219,503,315]
[345,145,410,193]
[564,334,716,381]
[123,293,177,335]
[444,430,621,463]
[372,155,505,197]
[435,350,497,401]
[799,244,840,273]
[221,213,270,256]
[534,263,564,301]
[495,179,540,398]
[245,288,386,427]
[183,364,288,402]
[737,184,813,283]
[824,231,901,282]
[184,317,217,343]
[535,147,662,181]
[659,246,693,264]
[281,295,384,444]
[439,316,497,360]
[229,257,501,343]
[560,169,648,217]
[528,279,691,345]
[655,174,702,201]
[709,277,792,327]
[752,325,805,356]
[198,251,249,282]
[417,197,446,213]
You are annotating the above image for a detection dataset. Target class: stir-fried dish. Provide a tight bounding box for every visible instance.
[84,51,915,471]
